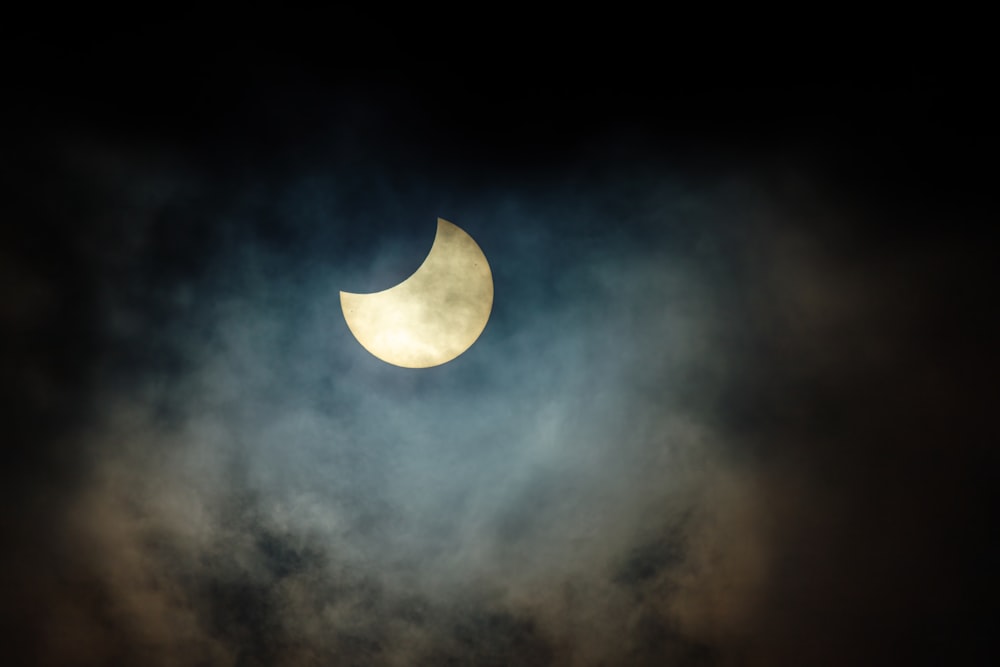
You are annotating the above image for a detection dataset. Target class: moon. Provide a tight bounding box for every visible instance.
[340,218,494,368]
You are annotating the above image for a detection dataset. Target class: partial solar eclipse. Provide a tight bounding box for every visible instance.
[340,218,493,368]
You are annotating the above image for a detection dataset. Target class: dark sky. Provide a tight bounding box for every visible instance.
[2,27,996,666]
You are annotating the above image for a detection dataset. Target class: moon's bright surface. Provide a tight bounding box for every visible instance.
[340,218,494,368]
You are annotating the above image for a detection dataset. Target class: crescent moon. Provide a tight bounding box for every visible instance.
[340,218,494,368]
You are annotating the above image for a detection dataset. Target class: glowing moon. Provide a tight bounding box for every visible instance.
[340,218,493,368]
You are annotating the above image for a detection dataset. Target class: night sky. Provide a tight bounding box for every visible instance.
[3,28,996,666]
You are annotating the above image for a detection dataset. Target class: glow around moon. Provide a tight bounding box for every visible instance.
[340,218,494,368]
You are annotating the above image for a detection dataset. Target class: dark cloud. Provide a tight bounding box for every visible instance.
[3,33,995,666]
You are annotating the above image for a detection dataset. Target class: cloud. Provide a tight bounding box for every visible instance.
[5,132,991,665]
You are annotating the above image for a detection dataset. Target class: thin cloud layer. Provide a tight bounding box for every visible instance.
[4,90,993,665]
